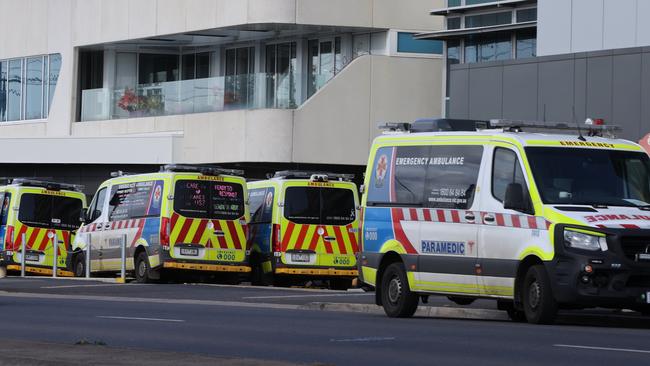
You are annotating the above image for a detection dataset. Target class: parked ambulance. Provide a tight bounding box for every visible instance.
[70,165,250,283]
[0,179,86,277]
[247,171,360,289]
[359,118,650,324]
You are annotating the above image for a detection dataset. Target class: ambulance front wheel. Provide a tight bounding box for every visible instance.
[522,265,558,324]
[381,262,419,318]
[135,252,154,283]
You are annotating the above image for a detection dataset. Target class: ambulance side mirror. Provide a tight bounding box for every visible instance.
[504,183,529,213]
[79,208,89,224]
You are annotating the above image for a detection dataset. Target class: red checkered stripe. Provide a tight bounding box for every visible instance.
[397,207,551,230]
[79,219,145,233]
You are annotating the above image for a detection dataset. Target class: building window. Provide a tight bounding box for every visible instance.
[447,17,461,30]
[447,0,461,7]
[516,29,537,59]
[181,52,211,81]
[447,40,461,65]
[7,59,22,121]
[0,61,6,122]
[465,37,478,63]
[47,54,62,114]
[516,8,537,23]
[464,33,512,63]
[466,0,499,5]
[265,42,297,108]
[25,57,44,120]
[138,54,179,85]
[397,32,443,54]
[465,11,512,28]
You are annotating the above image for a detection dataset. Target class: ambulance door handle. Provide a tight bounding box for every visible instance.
[103,223,111,230]
[464,213,475,222]
[324,236,335,242]
[483,215,495,224]
[214,230,225,237]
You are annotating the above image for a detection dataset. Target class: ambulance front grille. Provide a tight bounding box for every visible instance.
[619,237,650,261]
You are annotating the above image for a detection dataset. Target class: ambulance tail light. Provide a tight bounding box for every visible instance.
[160,217,171,250]
[272,224,282,252]
[5,225,14,251]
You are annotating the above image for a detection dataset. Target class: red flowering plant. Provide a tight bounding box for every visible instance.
[117,88,144,112]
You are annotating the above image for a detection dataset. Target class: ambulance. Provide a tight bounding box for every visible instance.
[70,165,250,282]
[247,171,360,289]
[0,179,86,277]
[359,118,650,324]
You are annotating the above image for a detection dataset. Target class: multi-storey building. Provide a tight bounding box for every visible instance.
[0,0,445,191]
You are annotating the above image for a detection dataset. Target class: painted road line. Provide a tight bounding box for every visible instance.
[330,337,396,343]
[42,284,151,289]
[242,293,374,300]
[97,315,185,323]
[554,344,650,354]
[187,282,352,294]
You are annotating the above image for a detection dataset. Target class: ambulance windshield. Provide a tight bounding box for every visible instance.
[174,180,245,220]
[526,147,650,207]
[18,194,83,230]
[284,187,356,225]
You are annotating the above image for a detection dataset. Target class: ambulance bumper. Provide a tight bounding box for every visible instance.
[274,267,358,276]
[162,261,251,273]
[548,225,650,308]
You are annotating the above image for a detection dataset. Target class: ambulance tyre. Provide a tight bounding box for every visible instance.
[522,265,557,324]
[135,252,154,283]
[506,308,527,323]
[381,262,419,318]
[73,253,86,278]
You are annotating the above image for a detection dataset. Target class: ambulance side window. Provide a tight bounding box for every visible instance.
[423,146,483,210]
[492,148,528,203]
[88,188,107,222]
[249,188,274,224]
[0,192,11,226]
[108,180,163,221]
[393,146,428,205]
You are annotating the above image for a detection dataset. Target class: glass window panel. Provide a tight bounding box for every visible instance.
[0,61,6,122]
[447,17,461,30]
[466,11,512,28]
[465,37,477,63]
[47,54,61,115]
[516,29,537,59]
[320,41,333,77]
[495,34,512,60]
[448,0,461,6]
[25,57,44,119]
[307,39,319,96]
[447,40,461,65]
[517,8,537,23]
[7,59,22,121]
[196,52,210,79]
[138,54,179,84]
[466,0,500,5]
[397,32,444,54]
[181,54,195,80]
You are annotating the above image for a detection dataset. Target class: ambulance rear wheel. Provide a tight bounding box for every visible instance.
[135,252,153,283]
[522,265,557,324]
[73,254,86,278]
[381,262,418,318]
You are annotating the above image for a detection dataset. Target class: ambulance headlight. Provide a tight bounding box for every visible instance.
[564,230,606,251]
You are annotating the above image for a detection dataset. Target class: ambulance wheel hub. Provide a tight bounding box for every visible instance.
[388,276,403,304]
[528,281,542,310]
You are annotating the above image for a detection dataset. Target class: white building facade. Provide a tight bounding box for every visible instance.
[0,0,445,189]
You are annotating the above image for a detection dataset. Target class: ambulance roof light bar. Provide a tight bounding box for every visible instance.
[8,178,84,192]
[161,164,245,177]
[378,119,490,133]
[273,171,355,182]
[489,118,622,137]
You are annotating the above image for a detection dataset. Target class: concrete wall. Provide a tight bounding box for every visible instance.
[294,55,444,165]
[538,0,650,56]
[448,47,650,142]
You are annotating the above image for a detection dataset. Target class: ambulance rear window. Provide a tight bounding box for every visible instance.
[0,192,11,226]
[284,187,356,226]
[174,180,245,220]
[18,194,83,230]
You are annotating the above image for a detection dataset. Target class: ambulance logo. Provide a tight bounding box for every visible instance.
[154,185,162,202]
[375,154,388,188]
[265,191,273,209]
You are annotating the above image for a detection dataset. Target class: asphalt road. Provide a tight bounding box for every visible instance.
[1,277,650,365]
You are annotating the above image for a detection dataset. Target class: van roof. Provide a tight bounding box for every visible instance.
[374,130,642,150]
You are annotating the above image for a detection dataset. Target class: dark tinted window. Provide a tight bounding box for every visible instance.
[526,147,650,206]
[284,187,356,225]
[18,194,83,230]
[249,187,274,224]
[108,180,164,221]
[0,192,10,226]
[174,180,245,220]
[88,187,107,222]
[389,145,483,209]
[492,148,528,202]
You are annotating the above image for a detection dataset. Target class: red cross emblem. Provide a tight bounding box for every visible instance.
[154,185,162,201]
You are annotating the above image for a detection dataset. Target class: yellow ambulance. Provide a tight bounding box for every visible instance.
[0,179,86,277]
[71,165,250,282]
[248,171,360,289]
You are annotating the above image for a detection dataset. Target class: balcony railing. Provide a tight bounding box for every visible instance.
[80,72,308,122]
